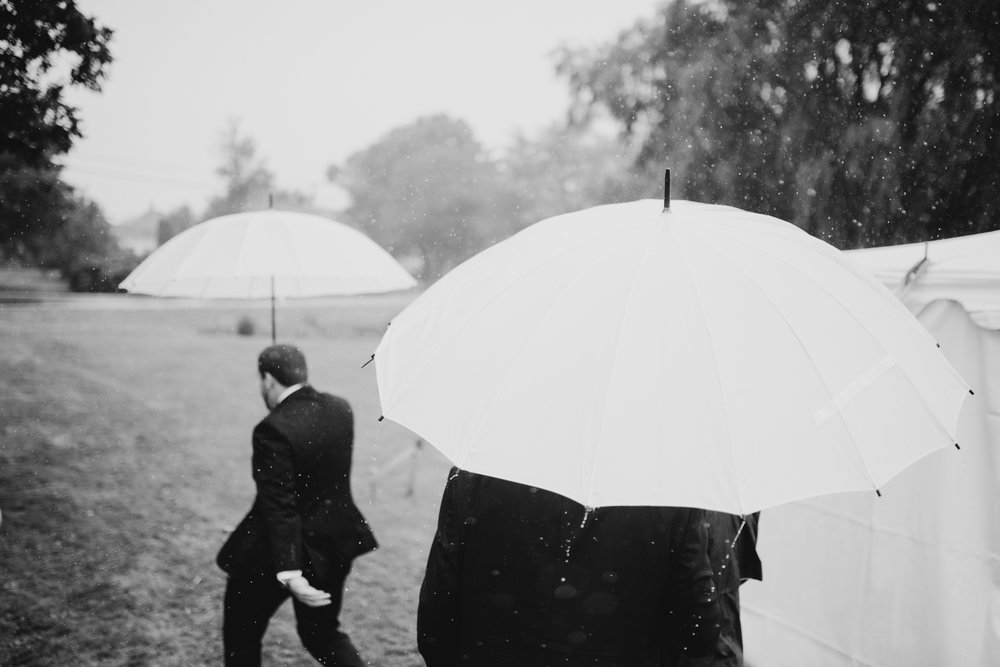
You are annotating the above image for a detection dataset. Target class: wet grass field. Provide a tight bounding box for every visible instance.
[0,280,451,665]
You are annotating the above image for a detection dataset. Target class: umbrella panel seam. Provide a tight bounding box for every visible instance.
[455,225,654,477]
[699,230,882,495]
[379,223,650,422]
[665,220,748,514]
[586,220,663,507]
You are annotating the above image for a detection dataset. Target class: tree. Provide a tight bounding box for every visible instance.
[502,122,651,230]
[0,0,113,167]
[0,0,113,264]
[53,196,138,292]
[557,0,1000,248]
[335,115,515,280]
[157,205,196,246]
[782,0,1000,245]
[0,152,73,262]
[203,119,276,219]
[558,2,794,222]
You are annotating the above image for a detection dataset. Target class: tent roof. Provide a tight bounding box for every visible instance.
[845,229,1000,329]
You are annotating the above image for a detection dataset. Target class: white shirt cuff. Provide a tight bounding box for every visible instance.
[276,569,303,585]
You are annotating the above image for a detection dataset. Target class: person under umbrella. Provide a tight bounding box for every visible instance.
[376,181,970,664]
[418,468,723,666]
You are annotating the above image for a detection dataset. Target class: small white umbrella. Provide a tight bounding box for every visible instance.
[119,209,416,341]
[374,198,971,515]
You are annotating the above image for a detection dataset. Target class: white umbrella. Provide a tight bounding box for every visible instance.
[119,209,416,341]
[374,198,971,515]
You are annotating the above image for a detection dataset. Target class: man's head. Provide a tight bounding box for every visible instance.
[258,344,308,409]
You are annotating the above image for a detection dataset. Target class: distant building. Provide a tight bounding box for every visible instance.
[112,208,162,256]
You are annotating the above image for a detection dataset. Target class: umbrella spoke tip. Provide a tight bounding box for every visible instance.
[377,415,384,422]
[875,488,882,498]
[955,443,961,450]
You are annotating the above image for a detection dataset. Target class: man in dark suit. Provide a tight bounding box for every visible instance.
[217,344,377,666]
[417,468,722,666]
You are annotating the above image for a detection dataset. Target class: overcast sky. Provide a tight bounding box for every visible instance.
[59,0,663,224]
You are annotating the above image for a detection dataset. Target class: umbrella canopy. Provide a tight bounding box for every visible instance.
[119,209,416,342]
[374,199,971,514]
[119,209,416,299]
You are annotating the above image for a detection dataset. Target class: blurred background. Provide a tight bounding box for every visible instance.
[4,0,995,291]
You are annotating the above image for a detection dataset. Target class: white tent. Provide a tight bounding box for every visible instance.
[742,230,1000,666]
[848,230,1000,329]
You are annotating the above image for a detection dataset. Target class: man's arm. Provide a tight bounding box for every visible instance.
[661,508,723,658]
[253,421,334,606]
[252,420,303,572]
[417,469,465,667]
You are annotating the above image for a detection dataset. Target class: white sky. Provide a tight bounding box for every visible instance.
[59,0,664,224]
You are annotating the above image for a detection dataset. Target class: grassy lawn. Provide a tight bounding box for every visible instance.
[0,290,452,665]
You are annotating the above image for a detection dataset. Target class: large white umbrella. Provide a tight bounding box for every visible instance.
[374,198,971,515]
[119,209,416,341]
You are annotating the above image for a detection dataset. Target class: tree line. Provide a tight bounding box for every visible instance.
[556,0,999,249]
[3,0,997,290]
[0,1,130,291]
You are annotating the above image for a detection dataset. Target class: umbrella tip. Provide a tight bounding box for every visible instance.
[875,488,882,498]
[361,354,375,369]
[955,443,961,450]
[268,192,274,209]
[662,168,671,212]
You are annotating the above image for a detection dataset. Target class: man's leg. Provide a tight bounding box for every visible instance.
[293,564,364,667]
[223,573,289,667]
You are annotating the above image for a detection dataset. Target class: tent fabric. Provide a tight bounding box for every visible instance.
[846,230,1000,329]
[742,299,1000,666]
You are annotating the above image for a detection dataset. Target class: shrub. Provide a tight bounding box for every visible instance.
[236,316,256,336]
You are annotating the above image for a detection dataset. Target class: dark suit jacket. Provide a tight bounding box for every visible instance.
[418,469,721,667]
[217,385,377,584]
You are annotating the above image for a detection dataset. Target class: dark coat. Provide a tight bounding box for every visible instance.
[418,469,721,667]
[217,385,377,583]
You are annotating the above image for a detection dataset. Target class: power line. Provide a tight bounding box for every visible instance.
[60,163,218,191]
[64,150,209,175]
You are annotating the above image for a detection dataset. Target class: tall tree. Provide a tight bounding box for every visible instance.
[783,0,1000,245]
[0,0,113,167]
[0,0,113,263]
[52,195,137,292]
[203,120,275,219]
[157,205,196,246]
[558,0,1000,248]
[503,122,651,229]
[335,115,514,280]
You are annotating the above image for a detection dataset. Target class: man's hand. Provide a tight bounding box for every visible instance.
[285,576,332,607]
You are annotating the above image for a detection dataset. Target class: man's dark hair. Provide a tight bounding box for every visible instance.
[258,344,308,386]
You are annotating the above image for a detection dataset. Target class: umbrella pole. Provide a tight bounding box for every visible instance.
[663,168,671,211]
[270,275,276,344]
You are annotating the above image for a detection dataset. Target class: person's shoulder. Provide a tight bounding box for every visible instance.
[313,389,350,411]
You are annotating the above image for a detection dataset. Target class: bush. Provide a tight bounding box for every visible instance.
[63,253,140,293]
[236,316,256,336]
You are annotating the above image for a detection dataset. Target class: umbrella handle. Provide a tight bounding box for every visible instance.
[732,516,747,546]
